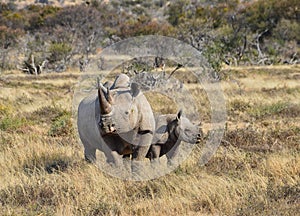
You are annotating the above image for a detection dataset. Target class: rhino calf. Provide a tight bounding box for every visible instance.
[147,110,202,166]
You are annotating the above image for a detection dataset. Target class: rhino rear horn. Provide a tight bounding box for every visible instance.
[130,82,140,97]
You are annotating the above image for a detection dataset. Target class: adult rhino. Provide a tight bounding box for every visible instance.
[77,74,155,167]
[147,110,202,166]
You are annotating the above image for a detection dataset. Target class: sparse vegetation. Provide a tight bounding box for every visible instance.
[0,0,299,73]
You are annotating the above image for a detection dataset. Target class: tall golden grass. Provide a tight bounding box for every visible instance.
[0,65,299,215]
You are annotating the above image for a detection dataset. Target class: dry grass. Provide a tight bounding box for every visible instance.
[0,65,299,215]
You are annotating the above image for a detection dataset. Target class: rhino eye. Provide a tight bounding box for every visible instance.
[125,111,129,115]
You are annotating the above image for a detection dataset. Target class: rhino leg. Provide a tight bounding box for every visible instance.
[132,146,149,160]
[105,150,123,167]
[132,132,153,160]
[101,137,123,167]
[149,145,161,164]
[84,146,96,163]
[131,132,152,179]
[166,142,181,167]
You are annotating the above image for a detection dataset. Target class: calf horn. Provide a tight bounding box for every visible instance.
[98,79,112,114]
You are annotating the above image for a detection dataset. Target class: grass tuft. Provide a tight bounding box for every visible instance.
[249,101,289,119]
[0,115,28,132]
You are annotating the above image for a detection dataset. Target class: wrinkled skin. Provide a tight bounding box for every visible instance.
[147,110,202,165]
[77,74,155,166]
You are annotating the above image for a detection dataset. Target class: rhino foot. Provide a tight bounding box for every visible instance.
[150,158,161,167]
[167,159,179,168]
[85,155,96,163]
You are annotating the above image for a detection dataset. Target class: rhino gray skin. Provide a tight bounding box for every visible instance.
[77,74,155,166]
[147,110,202,165]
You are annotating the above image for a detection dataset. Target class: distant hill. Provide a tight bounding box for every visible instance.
[2,0,84,9]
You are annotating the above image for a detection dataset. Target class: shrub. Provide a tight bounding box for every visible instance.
[48,110,73,137]
[48,42,72,63]
[0,115,27,132]
[230,99,251,112]
[165,0,188,26]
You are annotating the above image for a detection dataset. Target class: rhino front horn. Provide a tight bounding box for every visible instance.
[107,88,114,104]
[98,85,112,114]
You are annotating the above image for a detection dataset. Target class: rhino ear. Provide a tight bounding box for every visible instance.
[176,109,183,121]
[130,82,140,97]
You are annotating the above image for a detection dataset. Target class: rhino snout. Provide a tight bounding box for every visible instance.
[99,118,117,134]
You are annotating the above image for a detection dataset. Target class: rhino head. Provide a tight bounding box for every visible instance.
[98,75,141,137]
[174,110,202,144]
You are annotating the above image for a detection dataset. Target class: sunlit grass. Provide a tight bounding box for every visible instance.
[0,66,299,215]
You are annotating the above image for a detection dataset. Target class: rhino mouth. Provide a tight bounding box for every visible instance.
[100,125,117,136]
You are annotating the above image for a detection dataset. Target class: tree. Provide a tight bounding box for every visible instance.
[43,5,107,69]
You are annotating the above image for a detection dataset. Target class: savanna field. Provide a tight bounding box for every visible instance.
[0,65,299,215]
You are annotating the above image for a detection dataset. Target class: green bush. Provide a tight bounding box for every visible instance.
[48,110,73,137]
[48,42,72,63]
[166,0,188,26]
[0,115,27,131]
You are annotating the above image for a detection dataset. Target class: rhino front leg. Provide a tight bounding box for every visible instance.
[132,146,150,160]
[105,150,123,167]
[149,145,161,164]
[166,142,181,167]
[84,145,96,163]
[132,131,153,160]
[131,132,152,180]
[101,140,123,167]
